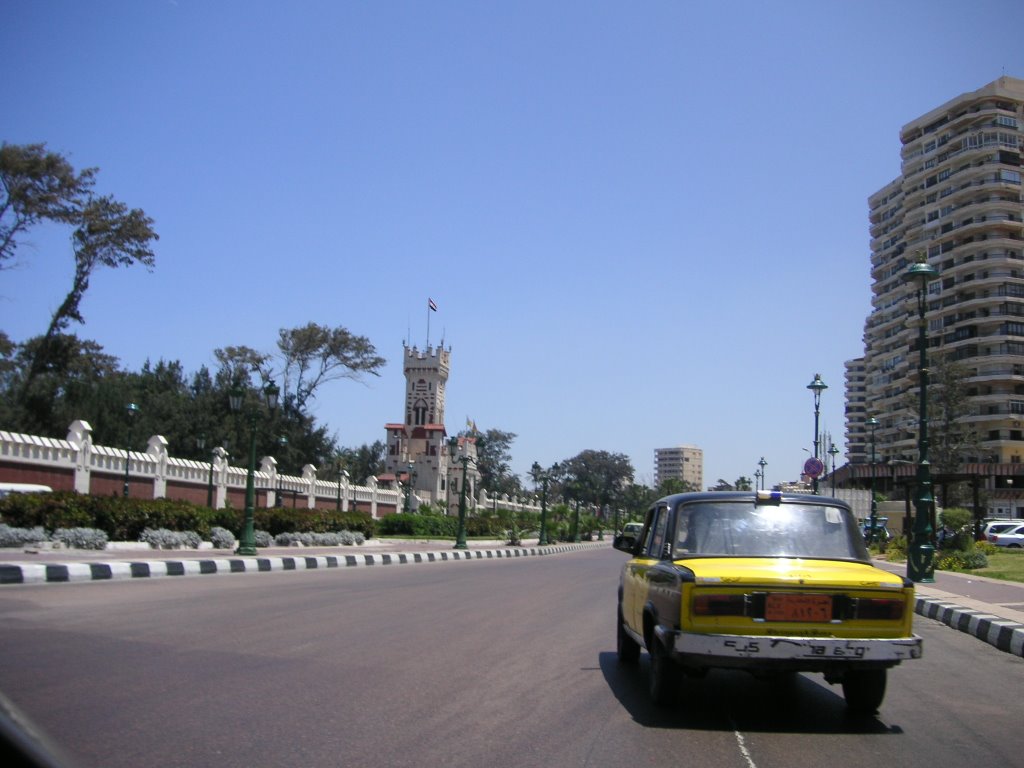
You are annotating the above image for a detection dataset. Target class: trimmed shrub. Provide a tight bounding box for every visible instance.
[209,526,236,549]
[51,527,109,550]
[0,524,48,548]
[937,549,989,571]
[139,528,202,549]
[253,507,376,538]
[254,529,274,548]
[377,513,459,537]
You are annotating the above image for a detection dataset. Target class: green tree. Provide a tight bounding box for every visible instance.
[0,143,160,394]
[276,323,386,412]
[734,476,753,491]
[5,333,123,435]
[336,441,387,485]
[657,477,698,496]
[468,427,522,497]
[559,449,634,509]
[0,142,95,268]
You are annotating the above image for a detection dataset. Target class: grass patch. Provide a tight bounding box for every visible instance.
[963,548,1024,582]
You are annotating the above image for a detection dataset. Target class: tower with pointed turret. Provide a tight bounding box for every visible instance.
[382,343,462,508]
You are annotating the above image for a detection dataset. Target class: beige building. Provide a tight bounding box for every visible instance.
[851,76,1024,469]
[382,343,479,513]
[654,445,704,490]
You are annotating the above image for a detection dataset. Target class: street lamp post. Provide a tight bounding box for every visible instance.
[342,456,350,512]
[123,403,139,497]
[403,461,415,513]
[758,457,767,490]
[449,438,471,549]
[275,436,288,508]
[197,434,216,508]
[864,415,880,548]
[531,461,558,546]
[828,444,840,496]
[572,499,581,543]
[229,380,280,556]
[807,374,828,494]
[904,258,939,583]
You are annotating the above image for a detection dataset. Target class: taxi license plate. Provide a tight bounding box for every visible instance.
[765,593,832,622]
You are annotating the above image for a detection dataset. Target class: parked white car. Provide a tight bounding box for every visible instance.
[988,523,1024,548]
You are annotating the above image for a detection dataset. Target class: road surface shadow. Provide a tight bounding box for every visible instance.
[598,651,903,735]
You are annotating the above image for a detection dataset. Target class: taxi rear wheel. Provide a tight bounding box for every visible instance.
[617,607,640,664]
[648,637,681,707]
[842,669,886,716]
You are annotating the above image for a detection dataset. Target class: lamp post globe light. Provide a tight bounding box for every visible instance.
[904,258,940,583]
[758,457,767,490]
[123,402,140,497]
[448,438,471,549]
[229,380,280,556]
[866,416,880,545]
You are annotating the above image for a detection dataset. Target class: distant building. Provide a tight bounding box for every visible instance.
[851,76,1024,467]
[654,445,703,490]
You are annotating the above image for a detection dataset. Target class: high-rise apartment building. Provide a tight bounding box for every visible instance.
[654,445,704,490]
[851,76,1024,468]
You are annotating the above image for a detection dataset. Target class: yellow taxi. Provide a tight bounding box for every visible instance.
[614,490,921,715]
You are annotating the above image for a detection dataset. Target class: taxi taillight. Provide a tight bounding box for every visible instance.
[853,598,905,620]
[693,593,746,616]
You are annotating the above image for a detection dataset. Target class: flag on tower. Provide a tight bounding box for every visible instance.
[428,298,437,312]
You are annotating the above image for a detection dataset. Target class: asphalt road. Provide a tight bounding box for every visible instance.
[1,548,1022,768]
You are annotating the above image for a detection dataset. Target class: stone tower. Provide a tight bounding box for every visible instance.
[383,344,452,506]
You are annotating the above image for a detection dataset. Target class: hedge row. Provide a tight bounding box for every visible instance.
[0,491,377,541]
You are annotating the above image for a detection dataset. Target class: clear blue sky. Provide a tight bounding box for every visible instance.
[3,1,1023,490]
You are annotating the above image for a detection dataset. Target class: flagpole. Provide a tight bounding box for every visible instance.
[426,302,430,349]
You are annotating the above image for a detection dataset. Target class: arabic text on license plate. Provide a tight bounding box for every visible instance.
[765,593,832,622]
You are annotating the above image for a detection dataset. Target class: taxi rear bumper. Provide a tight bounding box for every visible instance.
[655,625,922,669]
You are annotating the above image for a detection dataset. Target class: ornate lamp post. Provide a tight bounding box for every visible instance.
[758,457,767,490]
[572,498,581,543]
[197,434,217,508]
[866,416,879,545]
[229,380,280,556]
[123,402,139,497]
[449,438,471,549]
[807,374,828,493]
[531,461,559,546]
[336,455,346,511]
[275,436,288,508]
[403,461,415,513]
[904,258,939,582]
[828,444,840,495]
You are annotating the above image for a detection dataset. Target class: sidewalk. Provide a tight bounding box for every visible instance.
[0,537,609,586]
[875,559,1024,658]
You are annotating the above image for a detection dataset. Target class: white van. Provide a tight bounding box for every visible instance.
[0,483,53,499]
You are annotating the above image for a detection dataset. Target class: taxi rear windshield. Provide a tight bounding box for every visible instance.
[673,502,869,560]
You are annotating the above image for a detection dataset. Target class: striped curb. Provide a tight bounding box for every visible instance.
[0,541,609,586]
[915,596,1024,658]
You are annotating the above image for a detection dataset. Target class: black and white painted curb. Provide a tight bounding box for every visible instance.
[0,542,608,586]
[915,596,1024,658]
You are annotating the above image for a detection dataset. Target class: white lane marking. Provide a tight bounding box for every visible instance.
[730,717,758,768]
